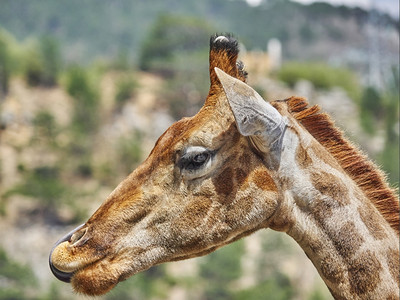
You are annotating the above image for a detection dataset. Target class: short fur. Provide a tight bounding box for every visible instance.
[285,96,400,235]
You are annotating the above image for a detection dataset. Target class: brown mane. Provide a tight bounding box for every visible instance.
[285,96,399,236]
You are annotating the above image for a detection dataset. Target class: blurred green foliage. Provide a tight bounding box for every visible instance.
[356,67,399,185]
[234,273,294,300]
[115,74,138,109]
[5,166,67,207]
[1,0,389,63]
[139,14,213,72]
[117,131,143,175]
[376,68,399,186]
[278,61,361,101]
[200,240,244,300]
[105,266,168,300]
[32,110,59,147]
[359,86,382,135]
[39,36,61,86]
[24,36,61,87]
[0,29,23,97]
[0,33,11,96]
[0,247,37,300]
[140,14,212,119]
[64,65,99,135]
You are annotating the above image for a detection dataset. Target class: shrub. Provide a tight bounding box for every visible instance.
[139,14,213,119]
[139,14,213,72]
[39,35,61,86]
[24,47,44,87]
[278,61,360,101]
[32,110,58,147]
[0,247,37,300]
[117,132,143,175]
[359,86,383,134]
[377,72,399,185]
[64,66,99,135]
[0,248,36,286]
[115,75,138,108]
[24,36,61,87]
[200,240,244,300]
[5,166,67,207]
[105,266,167,300]
[0,33,11,96]
[234,273,294,300]
[0,29,22,97]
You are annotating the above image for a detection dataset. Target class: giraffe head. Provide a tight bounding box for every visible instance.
[48,34,289,295]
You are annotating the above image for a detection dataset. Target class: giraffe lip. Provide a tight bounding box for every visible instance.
[49,259,74,283]
[49,224,85,283]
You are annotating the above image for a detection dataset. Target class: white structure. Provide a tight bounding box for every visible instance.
[267,38,282,71]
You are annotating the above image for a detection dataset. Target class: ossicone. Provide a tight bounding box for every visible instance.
[209,33,247,89]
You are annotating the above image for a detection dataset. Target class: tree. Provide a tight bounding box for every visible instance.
[359,86,383,135]
[139,14,213,72]
[39,35,61,86]
[24,35,61,87]
[0,33,11,96]
[65,66,99,135]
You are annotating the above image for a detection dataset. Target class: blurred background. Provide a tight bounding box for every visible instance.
[0,0,398,299]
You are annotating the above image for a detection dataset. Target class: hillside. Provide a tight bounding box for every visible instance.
[0,0,398,67]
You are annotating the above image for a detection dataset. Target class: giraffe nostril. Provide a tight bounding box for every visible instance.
[70,227,89,246]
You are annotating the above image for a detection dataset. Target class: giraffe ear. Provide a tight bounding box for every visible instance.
[215,67,287,169]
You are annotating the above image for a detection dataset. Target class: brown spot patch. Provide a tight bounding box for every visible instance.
[386,248,400,287]
[178,197,213,228]
[225,195,254,228]
[213,167,234,198]
[310,171,350,205]
[331,221,364,260]
[348,250,381,295]
[252,169,277,192]
[310,195,340,222]
[320,254,345,284]
[239,152,251,170]
[358,206,388,240]
[307,235,324,255]
[235,168,248,186]
[296,144,312,168]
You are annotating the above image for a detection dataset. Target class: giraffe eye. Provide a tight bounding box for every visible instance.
[179,149,211,170]
[178,146,216,179]
[192,152,209,167]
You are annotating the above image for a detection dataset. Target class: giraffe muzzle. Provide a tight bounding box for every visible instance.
[49,224,85,283]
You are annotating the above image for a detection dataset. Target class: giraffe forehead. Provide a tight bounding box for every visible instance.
[152,114,229,158]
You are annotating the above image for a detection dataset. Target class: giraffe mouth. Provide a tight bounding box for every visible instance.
[49,224,161,295]
[49,224,84,282]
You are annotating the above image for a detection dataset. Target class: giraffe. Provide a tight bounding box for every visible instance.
[49,34,400,299]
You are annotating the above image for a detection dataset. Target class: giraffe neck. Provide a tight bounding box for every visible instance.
[269,128,400,299]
